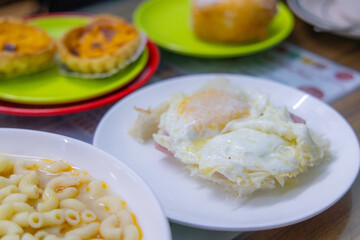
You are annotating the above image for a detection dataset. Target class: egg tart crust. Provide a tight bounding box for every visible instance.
[58,15,141,74]
[0,17,57,78]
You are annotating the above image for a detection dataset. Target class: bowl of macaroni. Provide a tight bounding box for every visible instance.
[0,128,171,240]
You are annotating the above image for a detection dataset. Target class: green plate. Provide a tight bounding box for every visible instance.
[134,0,294,58]
[0,14,148,105]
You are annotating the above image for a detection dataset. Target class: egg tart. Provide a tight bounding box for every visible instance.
[0,17,57,78]
[58,15,141,75]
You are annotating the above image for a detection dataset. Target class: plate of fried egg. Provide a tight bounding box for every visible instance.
[94,74,360,231]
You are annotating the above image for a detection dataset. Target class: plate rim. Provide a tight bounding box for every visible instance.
[0,51,149,105]
[0,41,160,116]
[94,73,360,231]
[134,1,295,58]
[0,127,172,240]
[287,0,360,39]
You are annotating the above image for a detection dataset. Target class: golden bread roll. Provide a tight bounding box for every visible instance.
[191,0,277,43]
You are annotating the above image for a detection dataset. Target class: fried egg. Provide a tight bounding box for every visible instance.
[150,79,329,196]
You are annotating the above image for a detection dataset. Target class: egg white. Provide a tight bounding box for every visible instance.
[153,79,328,196]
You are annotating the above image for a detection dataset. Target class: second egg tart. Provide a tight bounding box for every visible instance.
[58,15,141,75]
[0,17,57,78]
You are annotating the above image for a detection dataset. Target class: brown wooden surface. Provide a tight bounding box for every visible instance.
[1,1,360,239]
[0,0,39,17]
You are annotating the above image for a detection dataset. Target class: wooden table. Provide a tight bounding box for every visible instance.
[1,1,360,239]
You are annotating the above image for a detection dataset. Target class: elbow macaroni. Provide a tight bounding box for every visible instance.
[96,196,125,212]
[0,220,23,236]
[0,155,142,239]
[3,193,28,204]
[60,199,87,213]
[64,209,80,226]
[87,181,107,199]
[40,160,70,174]
[0,157,14,174]
[18,171,38,200]
[37,188,59,213]
[0,204,14,220]
[41,210,65,227]
[13,160,28,176]
[11,212,30,228]
[56,187,78,201]
[0,186,18,202]
[81,210,97,223]
[99,215,122,240]
[21,233,37,240]
[0,177,11,190]
[37,188,60,212]
[45,176,79,195]
[65,222,99,239]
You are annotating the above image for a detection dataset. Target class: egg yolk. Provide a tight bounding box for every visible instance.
[178,89,248,134]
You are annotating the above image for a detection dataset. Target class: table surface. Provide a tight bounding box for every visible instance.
[1,0,360,239]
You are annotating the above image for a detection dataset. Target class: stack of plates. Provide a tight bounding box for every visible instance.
[0,13,160,116]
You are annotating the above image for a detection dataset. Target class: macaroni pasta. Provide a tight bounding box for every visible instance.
[0,154,142,240]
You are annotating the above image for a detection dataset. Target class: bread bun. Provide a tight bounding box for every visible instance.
[191,0,277,43]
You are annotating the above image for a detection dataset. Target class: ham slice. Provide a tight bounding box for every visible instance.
[290,113,306,124]
[155,142,174,157]
[154,131,174,156]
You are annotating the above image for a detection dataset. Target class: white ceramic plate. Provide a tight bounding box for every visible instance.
[0,128,171,240]
[287,0,360,39]
[93,74,360,231]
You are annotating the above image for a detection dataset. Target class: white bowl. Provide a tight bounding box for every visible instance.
[0,128,171,240]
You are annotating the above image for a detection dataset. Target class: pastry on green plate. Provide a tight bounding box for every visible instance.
[0,17,57,78]
[58,14,141,75]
